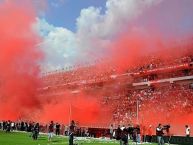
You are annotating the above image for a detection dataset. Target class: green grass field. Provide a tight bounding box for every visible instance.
[0,131,158,145]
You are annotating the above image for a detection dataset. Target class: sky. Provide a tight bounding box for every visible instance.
[35,0,193,72]
[1,0,193,71]
[44,0,106,31]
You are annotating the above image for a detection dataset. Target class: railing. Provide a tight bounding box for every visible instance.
[133,75,193,86]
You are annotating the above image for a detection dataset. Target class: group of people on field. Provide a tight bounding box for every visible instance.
[110,123,191,145]
[156,124,191,145]
[47,120,75,145]
[0,120,191,145]
[111,124,152,145]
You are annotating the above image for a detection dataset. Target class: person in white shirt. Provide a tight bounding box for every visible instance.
[156,124,164,145]
[121,125,125,131]
[185,125,190,137]
[11,122,15,131]
[110,124,114,139]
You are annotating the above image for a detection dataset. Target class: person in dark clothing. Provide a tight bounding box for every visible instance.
[3,121,6,130]
[116,125,122,140]
[122,127,128,145]
[21,122,25,131]
[116,125,123,145]
[69,120,76,145]
[6,120,11,133]
[32,123,39,140]
[55,123,61,136]
[127,124,134,140]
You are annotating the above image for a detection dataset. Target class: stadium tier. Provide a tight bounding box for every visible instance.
[39,55,193,130]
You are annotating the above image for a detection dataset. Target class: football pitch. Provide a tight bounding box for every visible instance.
[0,131,158,145]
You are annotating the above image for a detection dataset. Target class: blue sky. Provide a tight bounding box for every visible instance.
[35,0,193,71]
[43,0,106,31]
[41,0,193,35]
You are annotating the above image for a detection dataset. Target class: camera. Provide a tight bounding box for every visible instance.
[163,125,170,135]
[163,125,170,129]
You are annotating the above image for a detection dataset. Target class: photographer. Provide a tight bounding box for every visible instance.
[163,125,170,136]
[156,124,164,145]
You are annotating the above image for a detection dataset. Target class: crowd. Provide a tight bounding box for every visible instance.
[0,119,191,145]
[41,55,193,87]
[0,120,41,140]
[0,120,155,143]
[110,123,191,145]
[128,55,193,73]
[41,64,117,87]
[112,83,193,125]
[0,120,92,139]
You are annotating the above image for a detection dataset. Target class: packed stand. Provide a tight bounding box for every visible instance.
[113,83,193,125]
[41,64,117,87]
[41,55,193,87]
[128,55,193,73]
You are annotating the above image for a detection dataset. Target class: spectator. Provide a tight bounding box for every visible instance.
[48,121,54,142]
[55,123,61,136]
[156,124,164,145]
[185,125,190,137]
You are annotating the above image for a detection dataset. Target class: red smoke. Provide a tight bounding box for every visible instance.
[0,1,193,136]
[0,1,112,125]
[106,22,193,135]
[109,29,193,72]
[0,2,42,120]
[36,91,112,126]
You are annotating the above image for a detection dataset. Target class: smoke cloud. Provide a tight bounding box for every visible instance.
[0,1,42,120]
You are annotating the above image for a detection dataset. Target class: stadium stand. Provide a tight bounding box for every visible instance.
[38,54,193,135]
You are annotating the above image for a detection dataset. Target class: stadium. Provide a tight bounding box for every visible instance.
[0,0,193,145]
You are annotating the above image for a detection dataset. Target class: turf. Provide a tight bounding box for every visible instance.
[0,131,157,145]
